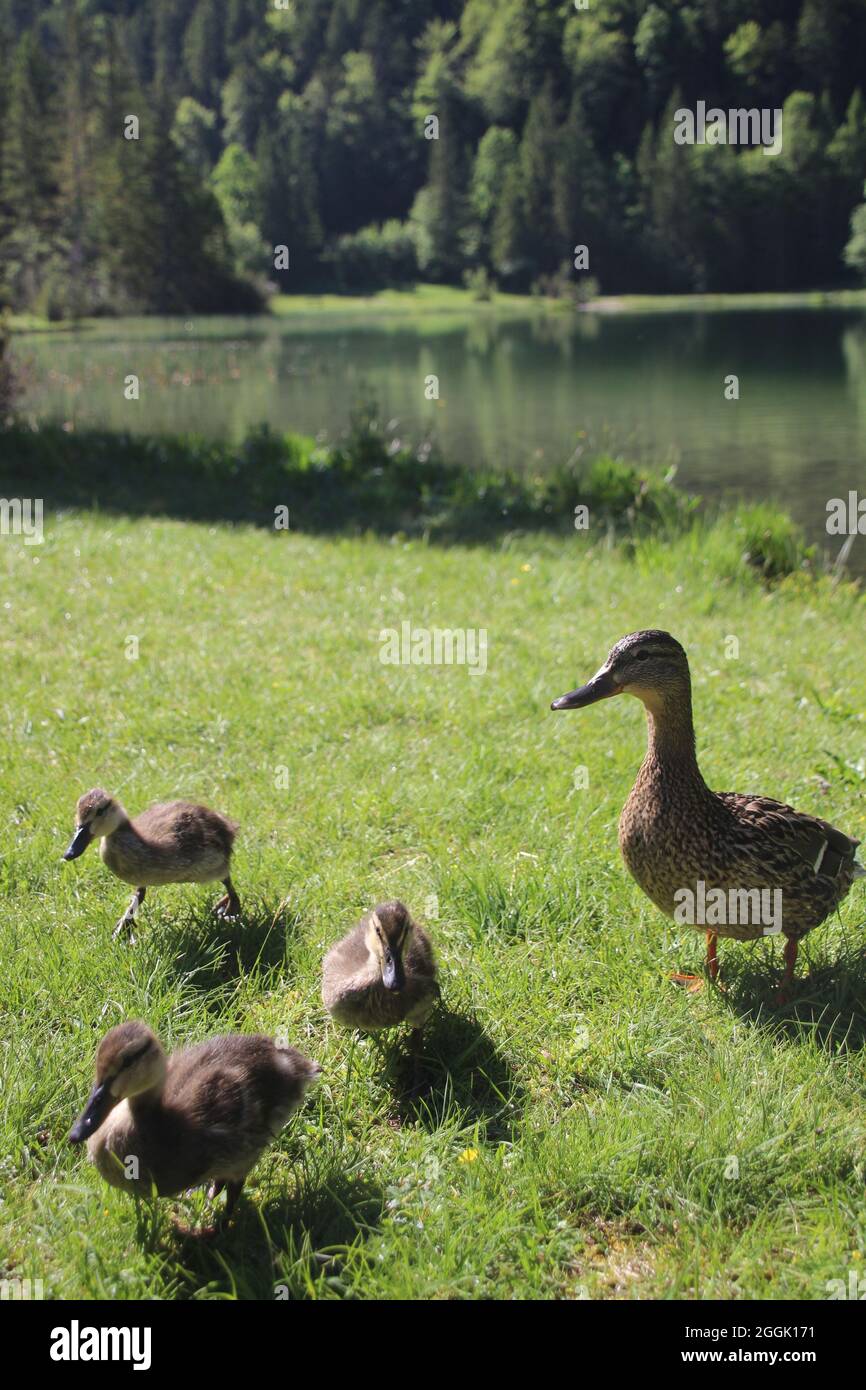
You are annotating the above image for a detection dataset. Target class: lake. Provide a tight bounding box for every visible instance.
[12,304,866,560]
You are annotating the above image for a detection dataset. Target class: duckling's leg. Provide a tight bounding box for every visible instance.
[172,1179,244,1239]
[112,887,146,941]
[221,1179,244,1222]
[775,936,799,1006]
[214,877,241,919]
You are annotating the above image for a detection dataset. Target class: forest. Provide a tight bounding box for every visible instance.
[3,0,866,315]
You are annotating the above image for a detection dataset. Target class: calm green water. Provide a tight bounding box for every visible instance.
[13,306,866,555]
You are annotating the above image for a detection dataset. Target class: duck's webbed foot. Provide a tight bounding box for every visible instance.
[214,877,241,919]
[112,887,146,942]
[668,972,705,994]
[171,1179,243,1239]
[170,1213,220,1241]
[669,931,721,993]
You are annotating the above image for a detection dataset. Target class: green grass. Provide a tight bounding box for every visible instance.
[269,283,548,318]
[0,416,816,580]
[2,440,866,1300]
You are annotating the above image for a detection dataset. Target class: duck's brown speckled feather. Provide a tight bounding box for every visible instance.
[620,776,860,941]
[609,634,861,943]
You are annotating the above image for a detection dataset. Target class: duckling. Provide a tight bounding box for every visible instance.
[69,1021,320,1228]
[551,630,864,1000]
[63,788,240,938]
[322,900,439,1046]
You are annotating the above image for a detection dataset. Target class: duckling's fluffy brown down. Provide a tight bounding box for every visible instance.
[101,802,237,886]
[322,921,438,1029]
[88,1034,316,1195]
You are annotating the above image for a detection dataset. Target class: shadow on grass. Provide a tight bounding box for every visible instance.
[161,1165,386,1300]
[719,940,866,1051]
[158,900,303,1005]
[383,1007,523,1140]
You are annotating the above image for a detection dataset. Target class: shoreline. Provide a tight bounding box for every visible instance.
[8,285,866,335]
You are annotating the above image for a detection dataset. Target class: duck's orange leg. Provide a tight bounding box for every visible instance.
[706,930,719,983]
[775,937,798,1006]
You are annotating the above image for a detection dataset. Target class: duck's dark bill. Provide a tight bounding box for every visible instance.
[69,1082,111,1144]
[551,669,621,711]
[382,954,405,992]
[63,824,92,860]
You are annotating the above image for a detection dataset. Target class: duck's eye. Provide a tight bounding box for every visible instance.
[635,651,649,661]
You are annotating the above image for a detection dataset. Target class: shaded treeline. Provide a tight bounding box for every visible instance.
[3,0,866,313]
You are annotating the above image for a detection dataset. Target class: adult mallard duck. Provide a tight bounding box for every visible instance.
[69,1021,320,1229]
[551,630,863,998]
[63,789,240,939]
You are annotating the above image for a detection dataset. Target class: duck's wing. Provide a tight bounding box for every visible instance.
[715,792,861,883]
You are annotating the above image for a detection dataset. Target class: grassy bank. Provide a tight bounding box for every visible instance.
[592,288,866,314]
[270,284,547,318]
[275,285,866,318]
[0,416,815,581]
[11,284,866,336]
[6,285,549,335]
[1,424,865,1300]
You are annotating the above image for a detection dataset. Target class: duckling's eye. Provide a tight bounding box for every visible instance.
[635,651,649,661]
[120,1042,151,1070]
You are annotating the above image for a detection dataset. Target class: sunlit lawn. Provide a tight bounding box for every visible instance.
[2,506,865,1299]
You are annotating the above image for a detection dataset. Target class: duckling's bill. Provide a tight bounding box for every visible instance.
[63,824,93,860]
[69,1081,112,1144]
[382,947,405,992]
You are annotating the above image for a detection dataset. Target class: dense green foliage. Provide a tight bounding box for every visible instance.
[3,0,866,313]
